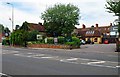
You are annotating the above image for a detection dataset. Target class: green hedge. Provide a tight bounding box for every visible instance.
[2,39,10,45]
[58,36,64,44]
[72,37,80,46]
[47,37,54,44]
[28,36,80,47]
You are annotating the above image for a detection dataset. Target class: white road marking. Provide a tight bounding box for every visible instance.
[81,63,116,68]
[87,61,105,64]
[66,58,78,61]
[0,72,7,76]
[34,54,45,56]
[116,66,120,68]
[3,50,118,69]
[0,72,11,77]
[41,57,53,58]
[2,50,19,54]
[79,58,90,61]
[27,53,33,54]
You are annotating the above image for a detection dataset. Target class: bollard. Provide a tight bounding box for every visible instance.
[70,45,72,50]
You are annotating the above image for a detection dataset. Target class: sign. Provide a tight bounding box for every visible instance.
[54,37,58,43]
[37,35,42,40]
[45,38,47,43]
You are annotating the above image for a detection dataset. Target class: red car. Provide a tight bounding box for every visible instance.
[104,40,109,44]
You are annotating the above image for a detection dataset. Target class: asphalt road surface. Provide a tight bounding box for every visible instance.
[1,44,120,75]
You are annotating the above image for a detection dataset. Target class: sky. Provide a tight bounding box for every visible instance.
[0,0,118,31]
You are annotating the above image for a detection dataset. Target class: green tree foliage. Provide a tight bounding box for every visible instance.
[20,21,29,31]
[0,24,4,33]
[0,24,11,33]
[15,25,20,30]
[10,21,30,46]
[4,27,10,33]
[10,30,28,46]
[41,4,80,36]
[28,30,39,41]
[105,0,120,33]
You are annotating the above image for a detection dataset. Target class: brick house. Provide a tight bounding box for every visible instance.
[0,33,5,43]
[28,23,45,32]
[76,23,112,44]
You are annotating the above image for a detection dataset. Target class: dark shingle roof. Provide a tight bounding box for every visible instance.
[28,23,45,32]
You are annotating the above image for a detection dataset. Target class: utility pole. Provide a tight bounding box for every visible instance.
[6,2,14,32]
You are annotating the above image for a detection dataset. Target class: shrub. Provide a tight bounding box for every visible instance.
[27,30,39,41]
[58,36,64,44]
[2,39,6,45]
[65,42,75,46]
[72,37,80,46]
[10,30,28,46]
[47,37,54,44]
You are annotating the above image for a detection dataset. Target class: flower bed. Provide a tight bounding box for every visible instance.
[28,44,80,49]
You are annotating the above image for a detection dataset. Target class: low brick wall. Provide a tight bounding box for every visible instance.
[28,44,80,49]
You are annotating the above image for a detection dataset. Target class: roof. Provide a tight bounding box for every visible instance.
[77,25,110,35]
[28,23,45,32]
[85,30,101,37]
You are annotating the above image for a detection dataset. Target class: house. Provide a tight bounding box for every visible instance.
[76,23,112,44]
[0,33,5,43]
[85,30,101,44]
[110,24,119,37]
[28,22,45,32]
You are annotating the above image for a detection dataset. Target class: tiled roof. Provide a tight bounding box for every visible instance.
[85,30,101,37]
[28,23,45,32]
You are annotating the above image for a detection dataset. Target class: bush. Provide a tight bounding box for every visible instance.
[27,30,39,41]
[72,37,80,46]
[47,37,54,44]
[65,42,75,46]
[2,39,6,45]
[65,37,80,46]
[58,36,64,44]
[10,30,28,46]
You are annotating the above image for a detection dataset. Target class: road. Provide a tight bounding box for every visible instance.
[1,44,120,76]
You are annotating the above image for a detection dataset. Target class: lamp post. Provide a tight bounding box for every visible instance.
[6,2,14,46]
[6,2,14,32]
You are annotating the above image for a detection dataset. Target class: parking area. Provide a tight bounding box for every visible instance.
[79,44,116,53]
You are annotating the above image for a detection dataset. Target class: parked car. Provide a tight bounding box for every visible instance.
[86,39,91,44]
[104,39,109,44]
[80,40,86,45]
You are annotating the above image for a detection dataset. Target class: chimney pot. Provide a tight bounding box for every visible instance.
[96,24,98,27]
[82,24,86,29]
[110,23,112,26]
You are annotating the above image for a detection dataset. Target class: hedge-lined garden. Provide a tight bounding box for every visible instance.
[28,36,81,49]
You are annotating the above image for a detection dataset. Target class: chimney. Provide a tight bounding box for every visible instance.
[82,24,86,29]
[38,22,42,26]
[110,23,112,26]
[96,24,98,28]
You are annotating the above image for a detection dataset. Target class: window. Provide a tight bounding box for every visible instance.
[94,38,97,42]
[113,27,118,30]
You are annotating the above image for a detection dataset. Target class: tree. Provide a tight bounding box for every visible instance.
[10,21,29,47]
[10,30,28,46]
[15,25,20,30]
[41,4,80,36]
[28,30,39,41]
[20,21,29,31]
[0,24,4,33]
[105,0,120,33]
[4,27,10,33]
